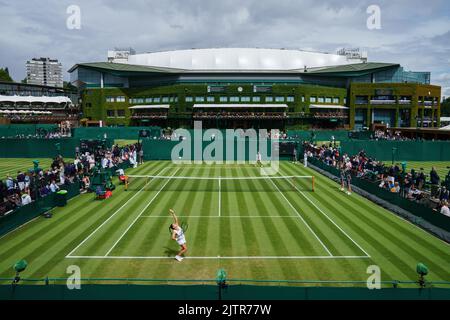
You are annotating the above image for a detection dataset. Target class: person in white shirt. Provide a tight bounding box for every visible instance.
[21,193,32,206]
[49,180,59,193]
[441,202,450,217]
[256,151,262,167]
[169,209,187,262]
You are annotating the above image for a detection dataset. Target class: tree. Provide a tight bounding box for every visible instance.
[21,78,28,84]
[0,68,13,82]
[441,97,450,117]
[63,81,77,91]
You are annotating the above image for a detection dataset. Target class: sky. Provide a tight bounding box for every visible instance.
[0,0,449,97]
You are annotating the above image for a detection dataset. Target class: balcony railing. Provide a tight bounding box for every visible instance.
[193,112,287,120]
[131,113,168,119]
[370,100,397,105]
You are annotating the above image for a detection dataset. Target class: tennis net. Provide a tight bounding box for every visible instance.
[125,175,315,192]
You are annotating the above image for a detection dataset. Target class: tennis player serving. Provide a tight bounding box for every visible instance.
[169,209,187,261]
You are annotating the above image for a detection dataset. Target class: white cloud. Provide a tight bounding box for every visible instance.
[0,0,449,86]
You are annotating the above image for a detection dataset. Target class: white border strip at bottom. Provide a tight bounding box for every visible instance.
[66,255,371,260]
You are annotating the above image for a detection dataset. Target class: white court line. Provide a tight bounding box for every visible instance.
[66,166,169,258]
[283,175,371,258]
[66,255,370,260]
[268,177,333,256]
[103,168,181,257]
[139,215,299,218]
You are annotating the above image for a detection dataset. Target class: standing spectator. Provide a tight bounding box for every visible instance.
[303,151,308,168]
[430,167,440,198]
[139,147,144,165]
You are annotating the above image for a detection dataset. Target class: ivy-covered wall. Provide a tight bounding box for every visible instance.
[81,83,347,127]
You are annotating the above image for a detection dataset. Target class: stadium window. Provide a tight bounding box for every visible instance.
[162,97,169,103]
[333,97,340,104]
[318,97,325,103]
[116,96,126,103]
[219,96,228,102]
[169,97,174,103]
[117,109,125,117]
[195,96,205,102]
[175,97,179,102]
[252,96,261,102]
[106,96,115,103]
[287,96,295,102]
[275,96,285,102]
[310,96,317,103]
[230,96,239,102]
[207,96,215,102]
[301,96,305,102]
[145,97,153,103]
[186,96,193,102]
[106,110,115,117]
[153,97,161,103]
[325,97,332,103]
[241,96,251,102]
[265,96,274,102]
[344,98,347,104]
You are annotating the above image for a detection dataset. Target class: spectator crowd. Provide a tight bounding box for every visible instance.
[303,142,450,218]
[0,142,143,217]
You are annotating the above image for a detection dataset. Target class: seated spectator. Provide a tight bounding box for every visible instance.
[390,182,400,193]
[21,193,32,206]
[440,201,450,217]
[49,180,59,193]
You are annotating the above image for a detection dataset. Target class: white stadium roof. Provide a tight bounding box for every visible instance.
[0,95,72,104]
[126,48,363,71]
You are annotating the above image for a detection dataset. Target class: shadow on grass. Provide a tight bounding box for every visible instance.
[163,247,178,257]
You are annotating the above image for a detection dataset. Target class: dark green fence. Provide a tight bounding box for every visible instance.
[309,158,450,233]
[340,140,450,161]
[287,130,350,142]
[0,182,80,237]
[142,138,279,161]
[0,138,80,158]
[1,283,449,300]
[72,127,161,140]
[0,124,58,138]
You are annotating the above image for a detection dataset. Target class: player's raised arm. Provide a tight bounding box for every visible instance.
[169,208,178,225]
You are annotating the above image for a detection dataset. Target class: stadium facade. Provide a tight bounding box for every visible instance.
[68,48,441,130]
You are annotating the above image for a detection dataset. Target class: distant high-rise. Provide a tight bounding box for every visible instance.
[26,57,63,88]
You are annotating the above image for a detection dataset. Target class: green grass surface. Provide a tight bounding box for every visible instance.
[0,161,449,286]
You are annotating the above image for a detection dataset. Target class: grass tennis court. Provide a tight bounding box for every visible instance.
[0,158,55,180]
[395,161,450,179]
[0,161,449,286]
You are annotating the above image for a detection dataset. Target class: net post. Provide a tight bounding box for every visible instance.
[312,176,315,192]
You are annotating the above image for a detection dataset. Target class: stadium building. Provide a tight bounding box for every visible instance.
[0,81,80,125]
[69,48,441,130]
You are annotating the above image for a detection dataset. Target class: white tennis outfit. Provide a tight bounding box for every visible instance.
[175,227,186,245]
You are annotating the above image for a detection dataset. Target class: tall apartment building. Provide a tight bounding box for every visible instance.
[26,57,63,88]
